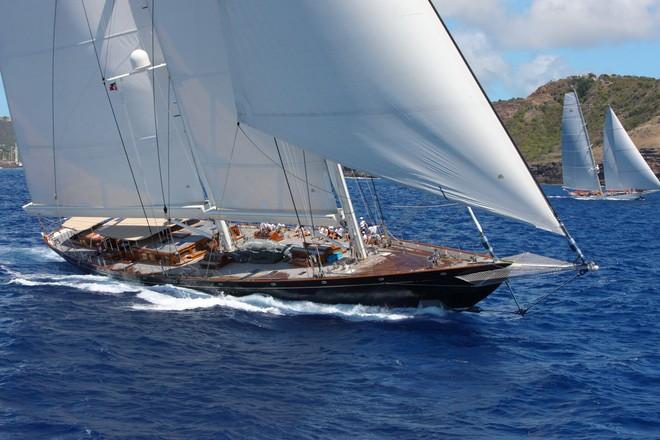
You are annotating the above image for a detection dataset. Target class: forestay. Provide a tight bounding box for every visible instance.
[211,0,564,235]
[0,0,206,217]
[561,92,601,192]
[139,0,339,226]
[603,107,660,191]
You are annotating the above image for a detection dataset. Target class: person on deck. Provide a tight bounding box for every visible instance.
[359,217,368,234]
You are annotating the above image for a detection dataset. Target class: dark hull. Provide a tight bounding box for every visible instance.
[56,250,507,309]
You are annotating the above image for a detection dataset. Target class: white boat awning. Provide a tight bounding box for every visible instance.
[61,217,109,232]
[96,218,171,241]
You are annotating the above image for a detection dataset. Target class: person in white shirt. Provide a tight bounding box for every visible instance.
[359,217,368,233]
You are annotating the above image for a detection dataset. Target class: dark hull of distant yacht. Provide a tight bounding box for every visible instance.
[564,187,657,201]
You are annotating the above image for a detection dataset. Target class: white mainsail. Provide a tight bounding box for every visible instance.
[561,92,601,192]
[603,107,660,191]
[194,0,565,236]
[0,0,206,218]
[130,0,340,226]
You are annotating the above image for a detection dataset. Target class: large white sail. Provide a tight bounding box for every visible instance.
[561,92,601,192]
[0,0,205,218]
[136,0,340,226]
[603,107,660,191]
[200,0,564,235]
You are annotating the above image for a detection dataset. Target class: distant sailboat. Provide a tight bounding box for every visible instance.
[602,106,660,200]
[0,0,596,310]
[561,91,659,200]
[560,91,603,199]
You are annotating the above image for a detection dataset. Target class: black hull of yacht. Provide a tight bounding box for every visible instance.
[56,250,506,309]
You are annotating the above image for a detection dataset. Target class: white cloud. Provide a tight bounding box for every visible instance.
[453,31,510,86]
[435,0,660,49]
[433,0,659,98]
[502,0,660,49]
[454,31,572,98]
[433,0,504,25]
[516,54,571,94]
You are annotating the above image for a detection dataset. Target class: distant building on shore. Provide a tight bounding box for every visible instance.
[0,143,21,167]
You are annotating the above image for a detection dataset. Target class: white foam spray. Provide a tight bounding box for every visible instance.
[133,286,447,321]
[1,263,447,322]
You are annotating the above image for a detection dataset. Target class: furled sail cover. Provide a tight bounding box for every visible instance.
[603,107,660,191]
[0,0,205,217]
[211,0,564,235]
[142,0,339,225]
[561,92,601,192]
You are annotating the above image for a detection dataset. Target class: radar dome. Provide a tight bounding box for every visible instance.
[129,49,151,71]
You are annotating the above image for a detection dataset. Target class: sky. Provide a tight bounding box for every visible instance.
[0,0,659,116]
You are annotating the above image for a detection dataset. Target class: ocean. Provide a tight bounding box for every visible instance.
[0,168,658,439]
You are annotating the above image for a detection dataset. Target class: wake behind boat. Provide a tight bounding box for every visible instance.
[0,0,595,311]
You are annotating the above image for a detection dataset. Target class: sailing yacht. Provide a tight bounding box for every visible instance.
[602,106,660,199]
[561,91,603,199]
[0,0,595,310]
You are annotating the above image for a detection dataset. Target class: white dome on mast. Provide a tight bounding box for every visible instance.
[129,49,151,72]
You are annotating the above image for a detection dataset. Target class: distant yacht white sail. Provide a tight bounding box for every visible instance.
[561,91,602,197]
[603,106,660,198]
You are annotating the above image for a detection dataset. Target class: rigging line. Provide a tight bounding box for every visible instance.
[370,176,387,229]
[166,75,171,220]
[218,124,240,209]
[51,0,60,216]
[274,137,316,274]
[303,151,324,275]
[101,0,116,79]
[80,0,153,236]
[154,60,210,204]
[151,0,167,215]
[275,137,306,232]
[354,176,376,225]
[303,151,316,232]
[237,124,334,195]
[522,272,582,314]
[362,176,380,224]
[389,203,458,208]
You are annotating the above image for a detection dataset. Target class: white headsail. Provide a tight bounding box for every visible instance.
[133,0,340,226]
[0,0,208,218]
[198,0,564,235]
[561,92,601,192]
[603,107,660,191]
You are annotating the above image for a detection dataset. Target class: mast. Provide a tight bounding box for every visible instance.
[328,162,367,261]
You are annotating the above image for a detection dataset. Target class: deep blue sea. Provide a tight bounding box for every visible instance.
[0,168,659,439]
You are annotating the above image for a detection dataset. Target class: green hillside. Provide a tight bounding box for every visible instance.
[494,74,660,163]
